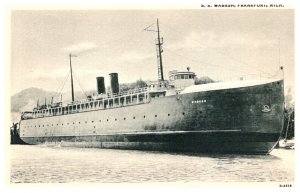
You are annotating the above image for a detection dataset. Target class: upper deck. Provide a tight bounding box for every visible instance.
[21,82,171,120]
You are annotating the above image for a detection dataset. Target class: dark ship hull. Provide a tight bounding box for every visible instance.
[19,79,284,154]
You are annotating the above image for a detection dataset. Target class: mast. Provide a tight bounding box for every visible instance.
[144,18,165,81]
[156,19,164,81]
[69,53,75,102]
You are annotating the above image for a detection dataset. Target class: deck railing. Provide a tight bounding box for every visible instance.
[22,88,151,120]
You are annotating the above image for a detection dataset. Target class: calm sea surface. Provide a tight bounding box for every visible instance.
[10,145,294,183]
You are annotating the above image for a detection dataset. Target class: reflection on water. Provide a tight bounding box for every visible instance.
[10,145,294,183]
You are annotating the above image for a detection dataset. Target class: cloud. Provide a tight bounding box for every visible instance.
[167,30,277,52]
[119,51,153,63]
[61,42,98,55]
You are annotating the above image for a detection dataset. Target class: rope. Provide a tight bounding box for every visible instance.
[73,71,88,98]
[55,71,71,102]
[52,70,70,95]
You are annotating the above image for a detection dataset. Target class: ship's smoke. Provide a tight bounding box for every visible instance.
[61,42,98,55]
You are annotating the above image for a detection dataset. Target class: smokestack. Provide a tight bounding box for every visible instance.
[96,76,106,94]
[109,73,119,94]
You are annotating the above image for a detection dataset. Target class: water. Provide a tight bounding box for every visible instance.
[10,145,294,183]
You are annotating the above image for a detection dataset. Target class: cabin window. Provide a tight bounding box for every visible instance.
[189,75,192,79]
[184,75,188,79]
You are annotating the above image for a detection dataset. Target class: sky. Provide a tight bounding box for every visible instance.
[10,9,294,100]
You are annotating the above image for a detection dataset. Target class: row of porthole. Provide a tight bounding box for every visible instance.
[23,112,186,128]
[192,100,207,104]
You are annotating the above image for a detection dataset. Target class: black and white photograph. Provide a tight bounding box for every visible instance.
[5,3,295,187]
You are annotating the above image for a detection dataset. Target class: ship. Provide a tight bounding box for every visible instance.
[17,19,285,154]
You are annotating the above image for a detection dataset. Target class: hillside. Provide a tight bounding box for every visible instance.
[10,87,97,122]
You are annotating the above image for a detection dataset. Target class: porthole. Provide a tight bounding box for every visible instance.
[133,117,135,119]
[168,113,170,116]
[92,121,94,123]
[124,118,126,120]
[39,125,40,127]
[115,118,117,121]
[57,123,59,126]
[79,122,81,124]
[144,115,146,118]
[73,122,75,124]
[182,112,185,115]
[155,115,157,117]
[62,123,63,126]
[85,121,87,124]
[107,119,109,122]
[99,120,101,122]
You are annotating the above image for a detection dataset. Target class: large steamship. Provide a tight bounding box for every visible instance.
[18,19,284,154]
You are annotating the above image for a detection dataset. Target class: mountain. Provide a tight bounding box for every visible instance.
[10,87,97,122]
[10,81,144,122]
[11,87,57,113]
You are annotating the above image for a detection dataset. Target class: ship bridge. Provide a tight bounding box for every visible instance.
[168,69,196,90]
